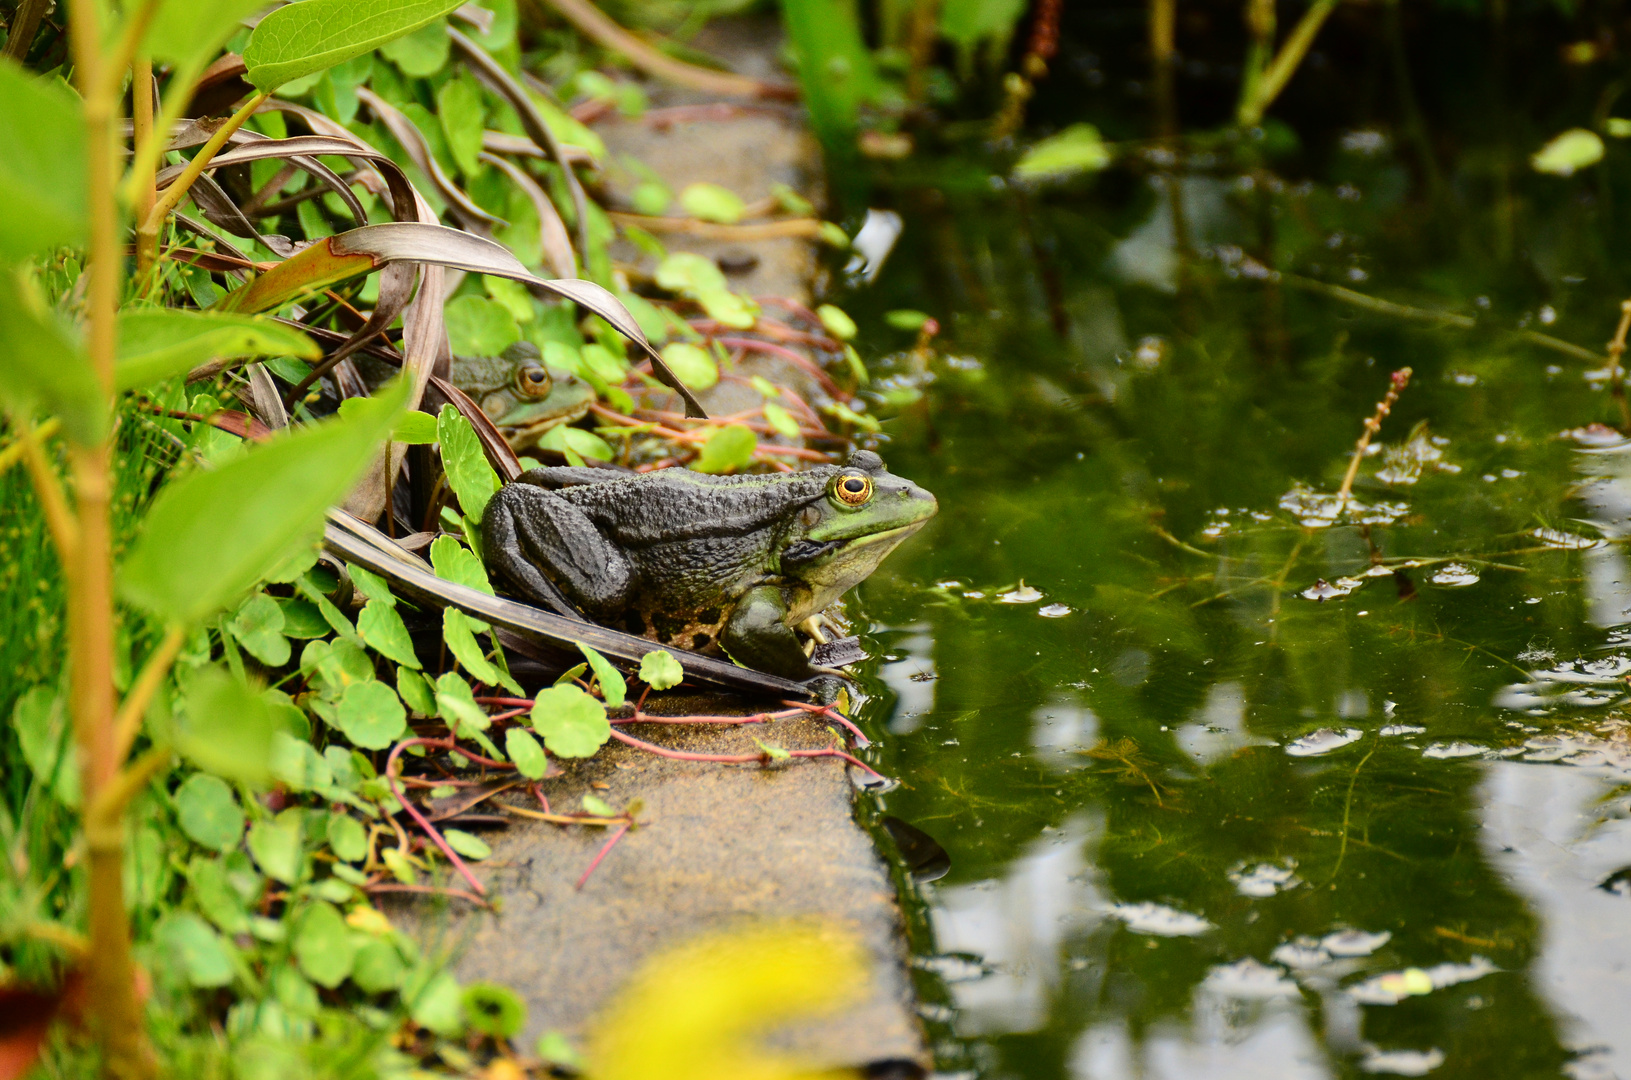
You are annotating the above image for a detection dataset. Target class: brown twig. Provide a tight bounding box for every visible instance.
[1604,298,1631,430]
[609,212,829,242]
[1336,367,1412,508]
[607,727,884,780]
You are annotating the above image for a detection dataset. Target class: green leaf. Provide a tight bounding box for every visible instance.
[696,288,757,329]
[394,410,440,444]
[580,794,614,817]
[1014,124,1112,180]
[155,913,236,988]
[659,342,718,391]
[116,310,319,391]
[442,828,492,860]
[175,666,276,785]
[445,295,521,356]
[121,379,409,625]
[443,608,519,692]
[409,970,465,1036]
[939,0,1027,49]
[242,0,468,90]
[754,737,791,760]
[348,565,396,605]
[655,252,728,296]
[353,940,407,993]
[186,856,250,935]
[247,810,306,885]
[275,597,329,639]
[884,309,931,331]
[638,649,684,691]
[326,812,369,863]
[12,687,76,804]
[1532,128,1606,176]
[537,424,614,463]
[0,267,99,443]
[762,401,800,438]
[530,685,609,758]
[358,600,420,669]
[679,182,746,224]
[505,728,548,779]
[429,534,496,594]
[438,74,486,179]
[576,644,626,709]
[816,304,857,341]
[536,1032,587,1071]
[770,183,814,217]
[435,671,490,732]
[694,424,757,474]
[270,731,329,791]
[334,679,408,750]
[398,666,437,715]
[145,0,274,74]
[293,901,357,989]
[174,774,245,852]
[436,406,502,523]
[0,61,85,262]
[227,593,291,667]
[462,982,526,1038]
[382,847,416,884]
[379,17,452,77]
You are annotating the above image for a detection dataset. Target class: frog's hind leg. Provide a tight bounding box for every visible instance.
[720,586,814,679]
[483,485,634,616]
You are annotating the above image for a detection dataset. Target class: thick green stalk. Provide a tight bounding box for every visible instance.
[1238,0,1340,127]
[66,0,155,1075]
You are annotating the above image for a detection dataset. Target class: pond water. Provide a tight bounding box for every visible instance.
[835,22,1631,1079]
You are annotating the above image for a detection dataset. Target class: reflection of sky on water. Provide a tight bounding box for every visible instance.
[929,814,1103,1033]
[878,623,935,735]
[1072,1008,1328,1080]
[1479,762,1631,1080]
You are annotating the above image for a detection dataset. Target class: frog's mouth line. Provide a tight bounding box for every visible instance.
[825,521,930,550]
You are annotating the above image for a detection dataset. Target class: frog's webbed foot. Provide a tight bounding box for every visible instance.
[721,585,816,680]
[482,483,633,614]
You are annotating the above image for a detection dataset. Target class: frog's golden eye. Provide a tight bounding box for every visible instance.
[515,363,553,399]
[835,475,873,506]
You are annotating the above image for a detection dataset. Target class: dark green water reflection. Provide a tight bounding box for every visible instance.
[837,57,1631,1080]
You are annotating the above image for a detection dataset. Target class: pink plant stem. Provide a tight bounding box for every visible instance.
[784,701,871,748]
[575,823,630,890]
[613,714,772,726]
[530,782,551,813]
[716,337,845,398]
[385,737,494,896]
[607,728,885,780]
[365,882,487,905]
[757,296,824,326]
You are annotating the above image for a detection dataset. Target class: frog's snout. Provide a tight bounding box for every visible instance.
[900,482,938,520]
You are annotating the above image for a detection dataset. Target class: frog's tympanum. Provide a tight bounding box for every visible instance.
[450,340,594,451]
[481,450,937,679]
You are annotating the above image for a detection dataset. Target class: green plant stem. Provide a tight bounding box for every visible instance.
[87,747,173,826]
[131,56,156,228]
[11,416,78,557]
[1237,0,1277,125]
[0,416,61,475]
[137,91,269,282]
[67,0,155,1074]
[112,625,187,763]
[1237,0,1341,127]
[3,0,51,60]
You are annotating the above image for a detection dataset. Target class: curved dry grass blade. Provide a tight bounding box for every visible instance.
[479,131,593,166]
[157,132,406,230]
[448,26,591,260]
[255,106,424,223]
[282,261,419,406]
[479,151,576,279]
[426,373,521,481]
[218,221,708,416]
[324,512,809,698]
[187,172,300,256]
[355,86,503,229]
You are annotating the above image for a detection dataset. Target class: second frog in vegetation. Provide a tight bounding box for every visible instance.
[451,340,594,453]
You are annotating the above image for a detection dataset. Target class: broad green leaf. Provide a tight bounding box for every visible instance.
[275,598,329,638]
[409,970,465,1036]
[436,406,502,522]
[293,901,357,989]
[430,535,496,594]
[121,378,408,624]
[579,343,627,382]
[679,182,745,224]
[353,940,407,993]
[435,671,490,731]
[0,60,85,261]
[939,0,1027,49]
[175,667,276,785]
[581,793,615,817]
[227,593,290,667]
[326,813,369,862]
[348,565,396,606]
[116,309,319,391]
[537,424,614,463]
[505,728,548,779]
[816,304,857,341]
[754,738,791,761]
[762,401,800,438]
[334,679,408,750]
[398,666,437,714]
[884,309,931,331]
[530,685,609,758]
[694,425,757,474]
[443,829,492,860]
[444,608,518,692]
[270,732,331,791]
[1532,128,1605,176]
[302,637,375,698]
[174,774,245,852]
[1014,124,1112,180]
[155,913,236,988]
[242,0,468,90]
[655,252,728,296]
[462,982,525,1038]
[659,342,718,391]
[12,687,76,804]
[771,183,814,216]
[0,268,99,443]
[696,288,757,329]
[379,16,451,77]
[247,809,305,884]
[638,650,684,691]
[445,295,520,356]
[145,0,274,74]
[395,411,440,444]
[358,600,421,669]
[577,644,626,709]
[438,74,486,179]
[187,857,250,934]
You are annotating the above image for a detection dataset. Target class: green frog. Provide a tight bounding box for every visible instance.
[450,340,594,451]
[481,450,937,679]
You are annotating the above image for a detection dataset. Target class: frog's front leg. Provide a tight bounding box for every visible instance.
[482,484,633,616]
[720,585,816,679]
